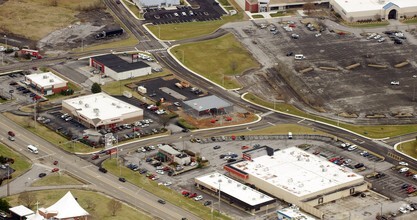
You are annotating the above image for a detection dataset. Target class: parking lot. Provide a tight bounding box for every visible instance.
[228,19,417,116]
[0,72,44,108]
[143,0,226,24]
[113,134,414,219]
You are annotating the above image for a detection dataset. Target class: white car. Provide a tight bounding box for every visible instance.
[399,167,409,173]
[399,161,408,166]
[391,81,400,85]
[163,182,172,186]
[399,207,408,214]
[373,35,381,40]
[315,33,322,37]
[341,143,351,148]
[377,37,385,43]
[347,145,357,151]
[194,195,203,201]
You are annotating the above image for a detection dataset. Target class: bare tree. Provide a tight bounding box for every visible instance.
[107,199,122,216]
[303,0,316,15]
[85,199,96,211]
[18,192,37,208]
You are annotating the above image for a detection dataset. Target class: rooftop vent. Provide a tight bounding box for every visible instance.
[49,79,54,83]
[85,103,89,108]
[43,75,48,79]
[79,100,83,104]
[210,174,215,178]
[228,180,232,183]
[112,103,116,106]
[243,187,247,190]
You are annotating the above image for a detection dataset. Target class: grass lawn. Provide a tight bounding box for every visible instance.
[244,93,417,139]
[343,21,389,28]
[43,81,81,100]
[235,124,326,136]
[0,0,101,40]
[270,11,291,17]
[171,33,259,89]
[5,189,153,220]
[217,0,231,6]
[3,113,97,153]
[122,0,142,19]
[403,19,417,24]
[398,140,417,159]
[103,159,231,220]
[0,143,31,184]
[252,14,264,19]
[146,13,243,41]
[31,172,84,187]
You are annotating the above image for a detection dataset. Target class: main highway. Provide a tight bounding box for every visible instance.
[1,0,417,219]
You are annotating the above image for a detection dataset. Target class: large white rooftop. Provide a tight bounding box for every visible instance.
[63,93,142,121]
[231,147,363,198]
[277,206,317,220]
[332,0,417,13]
[26,72,67,88]
[195,172,275,206]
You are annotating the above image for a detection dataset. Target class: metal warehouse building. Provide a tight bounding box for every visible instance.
[224,147,367,219]
[89,54,151,81]
[62,92,143,129]
[183,95,233,117]
[195,172,276,214]
[330,0,417,21]
[25,72,68,96]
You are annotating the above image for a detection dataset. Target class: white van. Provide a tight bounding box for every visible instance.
[288,132,293,139]
[294,54,305,60]
[27,145,39,154]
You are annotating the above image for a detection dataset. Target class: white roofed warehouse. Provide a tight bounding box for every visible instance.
[62,92,143,129]
[25,72,68,96]
[224,147,367,219]
[183,95,233,117]
[89,54,151,81]
[195,172,276,214]
[330,0,417,22]
[133,0,180,8]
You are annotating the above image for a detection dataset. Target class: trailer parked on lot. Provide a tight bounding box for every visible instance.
[95,28,124,39]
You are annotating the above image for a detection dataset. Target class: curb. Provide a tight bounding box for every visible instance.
[241,92,388,141]
[394,139,417,162]
[120,0,140,20]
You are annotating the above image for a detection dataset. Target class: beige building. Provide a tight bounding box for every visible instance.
[158,145,191,165]
[330,0,417,21]
[224,147,368,219]
[62,92,143,129]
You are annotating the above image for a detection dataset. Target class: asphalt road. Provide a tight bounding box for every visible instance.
[0,114,200,220]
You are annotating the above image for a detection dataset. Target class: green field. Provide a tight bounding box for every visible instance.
[31,173,84,187]
[252,14,264,19]
[343,21,389,28]
[171,33,259,89]
[5,189,153,220]
[244,93,417,139]
[103,159,231,220]
[397,140,417,159]
[146,13,243,41]
[3,113,96,153]
[0,143,31,184]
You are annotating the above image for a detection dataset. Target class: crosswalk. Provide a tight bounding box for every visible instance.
[387,152,403,161]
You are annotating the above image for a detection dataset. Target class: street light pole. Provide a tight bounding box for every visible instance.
[4,35,7,49]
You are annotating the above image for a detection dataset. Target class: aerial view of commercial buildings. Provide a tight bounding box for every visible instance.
[0,0,417,219]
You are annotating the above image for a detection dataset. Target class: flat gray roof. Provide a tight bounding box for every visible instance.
[183,95,232,111]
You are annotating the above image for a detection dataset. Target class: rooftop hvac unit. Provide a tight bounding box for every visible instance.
[112,103,116,106]
[243,186,247,190]
[43,75,48,79]
[237,184,241,187]
[79,100,83,104]
[228,180,232,183]
[93,108,99,116]
[260,195,264,198]
[266,147,274,156]
[49,79,54,82]
[116,105,121,108]
[210,174,215,178]
[85,103,89,108]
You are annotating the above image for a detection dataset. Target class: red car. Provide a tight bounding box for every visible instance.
[241,146,250,150]
[91,154,99,160]
[53,161,58,165]
[182,191,189,196]
[52,168,59,172]
[329,157,339,162]
[8,131,15,137]
[189,193,197,198]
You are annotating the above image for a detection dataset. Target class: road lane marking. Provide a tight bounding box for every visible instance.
[297,119,305,123]
[261,111,274,117]
[267,122,275,126]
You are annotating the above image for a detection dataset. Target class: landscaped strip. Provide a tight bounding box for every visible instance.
[171,33,259,89]
[243,93,417,139]
[103,159,231,220]
[397,140,417,159]
[5,189,153,220]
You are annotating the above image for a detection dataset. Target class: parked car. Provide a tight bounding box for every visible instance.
[194,195,203,201]
[213,145,221,150]
[51,168,59,172]
[347,145,357,151]
[38,173,47,178]
[204,201,212,206]
[354,163,364,169]
[53,161,58,165]
[158,199,166,204]
[399,167,410,173]
[399,161,408,166]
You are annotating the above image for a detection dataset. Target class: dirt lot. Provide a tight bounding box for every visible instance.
[0,0,122,54]
[226,20,417,120]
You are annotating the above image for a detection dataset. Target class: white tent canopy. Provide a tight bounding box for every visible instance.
[43,191,89,219]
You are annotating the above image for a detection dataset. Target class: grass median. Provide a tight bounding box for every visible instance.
[146,13,243,41]
[397,140,417,159]
[171,33,259,89]
[31,172,84,187]
[244,93,417,139]
[0,143,31,184]
[235,124,326,136]
[103,158,231,220]
[5,189,153,220]
[3,113,97,153]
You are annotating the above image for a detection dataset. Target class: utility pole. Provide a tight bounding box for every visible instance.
[33,100,37,128]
